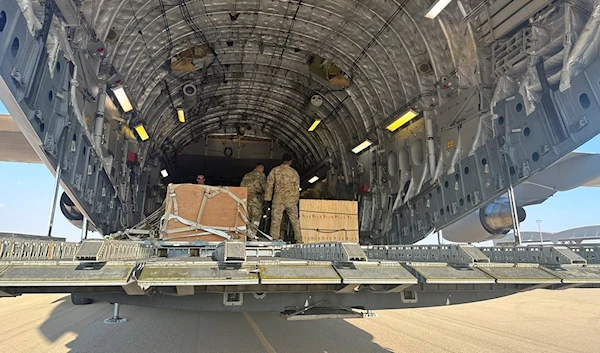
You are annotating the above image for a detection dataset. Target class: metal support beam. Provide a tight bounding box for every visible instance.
[94,84,107,150]
[424,110,437,179]
[104,303,127,324]
[506,170,522,245]
[46,163,62,237]
[80,218,89,241]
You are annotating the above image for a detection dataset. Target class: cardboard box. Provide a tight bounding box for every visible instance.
[160,184,248,242]
[299,199,359,243]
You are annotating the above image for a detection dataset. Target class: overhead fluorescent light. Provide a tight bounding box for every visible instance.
[308,119,321,132]
[177,108,185,123]
[160,169,169,178]
[425,0,452,19]
[134,124,149,141]
[386,109,419,132]
[111,86,133,112]
[351,139,373,154]
[308,176,319,184]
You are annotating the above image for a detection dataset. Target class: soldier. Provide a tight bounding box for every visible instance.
[264,154,303,243]
[196,174,206,185]
[240,164,266,239]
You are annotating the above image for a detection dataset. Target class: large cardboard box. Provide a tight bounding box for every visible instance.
[160,184,248,242]
[299,199,359,243]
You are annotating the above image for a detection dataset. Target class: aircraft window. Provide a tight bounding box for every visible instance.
[579,93,590,109]
[464,167,469,175]
[387,151,398,177]
[48,91,53,102]
[467,194,471,203]
[11,37,19,57]
[524,127,531,137]
[481,158,487,165]
[459,198,464,206]
[444,180,449,188]
[410,139,424,165]
[509,166,516,175]
[56,61,61,73]
[532,152,540,162]
[498,116,504,125]
[516,103,523,112]
[0,11,6,32]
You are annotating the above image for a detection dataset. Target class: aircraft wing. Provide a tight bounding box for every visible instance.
[514,152,600,206]
[0,114,41,163]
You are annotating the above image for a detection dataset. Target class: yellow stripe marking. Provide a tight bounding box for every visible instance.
[243,312,277,353]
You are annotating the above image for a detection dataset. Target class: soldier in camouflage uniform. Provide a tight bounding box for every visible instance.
[265,154,303,243]
[240,164,266,239]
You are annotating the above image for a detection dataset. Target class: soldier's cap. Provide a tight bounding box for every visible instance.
[282,153,293,162]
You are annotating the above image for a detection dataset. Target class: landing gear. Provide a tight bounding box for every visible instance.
[71,293,94,305]
[104,303,127,324]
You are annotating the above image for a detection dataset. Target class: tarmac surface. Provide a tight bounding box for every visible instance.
[0,289,598,353]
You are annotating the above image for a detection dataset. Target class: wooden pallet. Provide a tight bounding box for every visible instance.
[161,184,248,242]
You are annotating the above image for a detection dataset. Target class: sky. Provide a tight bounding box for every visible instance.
[2,101,600,243]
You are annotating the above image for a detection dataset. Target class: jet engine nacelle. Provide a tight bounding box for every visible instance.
[442,201,526,243]
[59,192,97,232]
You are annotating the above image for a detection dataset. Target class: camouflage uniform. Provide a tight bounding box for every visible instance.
[240,170,266,237]
[265,165,303,242]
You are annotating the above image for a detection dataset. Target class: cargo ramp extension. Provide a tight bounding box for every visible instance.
[1,237,599,319]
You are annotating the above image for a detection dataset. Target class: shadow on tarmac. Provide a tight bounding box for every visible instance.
[38,297,393,353]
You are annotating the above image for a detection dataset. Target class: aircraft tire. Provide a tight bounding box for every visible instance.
[71,293,94,305]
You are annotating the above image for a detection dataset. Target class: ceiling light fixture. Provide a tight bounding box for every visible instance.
[160,169,169,178]
[308,176,319,184]
[386,108,419,132]
[425,0,453,19]
[134,124,149,141]
[351,139,373,154]
[111,86,133,112]
[177,108,185,123]
[308,119,321,132]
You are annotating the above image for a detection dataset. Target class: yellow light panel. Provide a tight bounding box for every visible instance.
[177,109,185,123]
[386,109,418,132]
[308,119,321,132]
[134,124,149,141]
[351,139,373,154]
